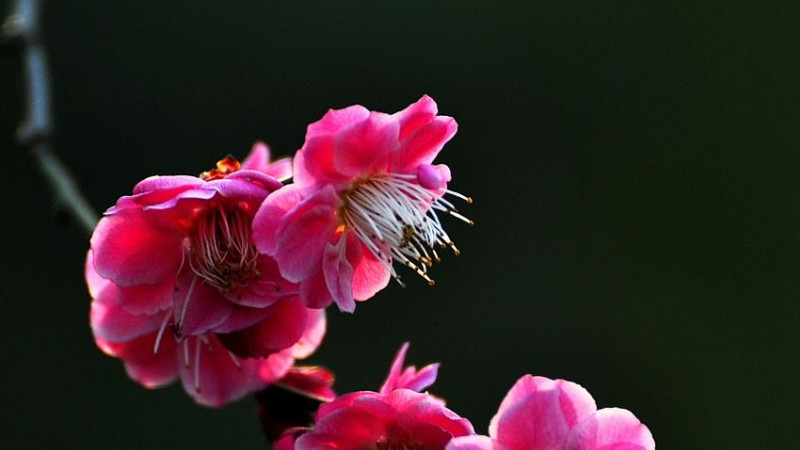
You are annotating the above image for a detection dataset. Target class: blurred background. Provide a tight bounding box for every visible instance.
[1,1,798,448]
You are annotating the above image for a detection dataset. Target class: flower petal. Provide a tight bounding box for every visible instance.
[216,298,309,358]
[299,264,334,309]
[241,141,271,172]
[490,375,597,437]
[394,95,439,140]
[253,184,308,255]
[395,116,458,174]
[292,307,327,359]
[307,104,371,138]
[96,332,179,389]
[332,111,400,177]
[380,343,439,395]
[91,211,185,287]
[178,336,293,407]
[565,408,655,450]
[350,233,391,302]
[323,236,355,313]
[91,286,165,342]
[116,276,175,315]
[172,274,233,337]
[273,186,340,282]
[133,175,205,195]
[492,388,572,450]
[446,436,504,450]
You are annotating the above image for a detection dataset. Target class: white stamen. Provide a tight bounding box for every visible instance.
[178,275,198,331]
[227,350,242,371]
[340,173,471,285]
[153,313,172,354]
[188,207,260,292]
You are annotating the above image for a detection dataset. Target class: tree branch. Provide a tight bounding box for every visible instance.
[4,0,98,236]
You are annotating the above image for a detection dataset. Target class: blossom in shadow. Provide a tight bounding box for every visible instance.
[274,343,473,449]
[87,144,326,405]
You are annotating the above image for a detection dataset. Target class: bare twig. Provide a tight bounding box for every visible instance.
[4,0,98,235]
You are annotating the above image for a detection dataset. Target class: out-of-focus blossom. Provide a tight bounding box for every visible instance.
[252,96,472,312]
[276,343,473,449]
[446,375,655,450]
[87,144,326,406]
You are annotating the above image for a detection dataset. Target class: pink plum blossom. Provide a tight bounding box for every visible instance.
[89,143,302,353]
[89,253,326,406]
[379,341,439,395]
[275,343,474,449]
[252,96,472,312]
[87,144,326,405]
[446,375,655,450]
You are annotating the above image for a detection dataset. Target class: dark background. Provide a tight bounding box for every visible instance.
[2,1,798,449]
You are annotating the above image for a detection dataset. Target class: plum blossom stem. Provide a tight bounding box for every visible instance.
[3,0,98,236]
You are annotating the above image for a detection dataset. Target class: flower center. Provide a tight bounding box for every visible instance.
[188,207,260,292]
[340,173,472,286]
[199,155,241,181]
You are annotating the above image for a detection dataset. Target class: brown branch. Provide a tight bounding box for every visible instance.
[4,0,98,236]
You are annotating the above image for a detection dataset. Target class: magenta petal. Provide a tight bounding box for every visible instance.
[91,287,165,342]
[418,163,445,189]
[380,342,411,395]
[299,264,334,309]
[446,436,502,450]
[323,236,355,313]
[299,404,389,449]
[307,104,371,138]
[205,176,273,205]
[133,175,204,195]
[178,335,293,407]
[292,307,327,359]
[493,389,571,450]
[273,186,340,282]
[395,116,458,173]
[253,184,308,255]
[402,363,440,393]
[332,111,400,177]
[116,277,175,315]
[217,298,308,358]
[350,234,391,301]
[394,95,439,140]
[565,408,655,450]
[224,169,283,193]
[241,141,271,172]
[213,305,273,334]
[85,250,107,299]
[267,158,292,180]
[172,275,233,337]
[490,375,597,437]
[296,134,348,188]
[96,332,179,389]
[91,211,184,287]
[380,343,439,395]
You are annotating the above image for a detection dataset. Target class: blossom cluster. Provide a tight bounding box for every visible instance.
[273,344,654,450]
[87,96,469,405]
[86,96,655,448]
